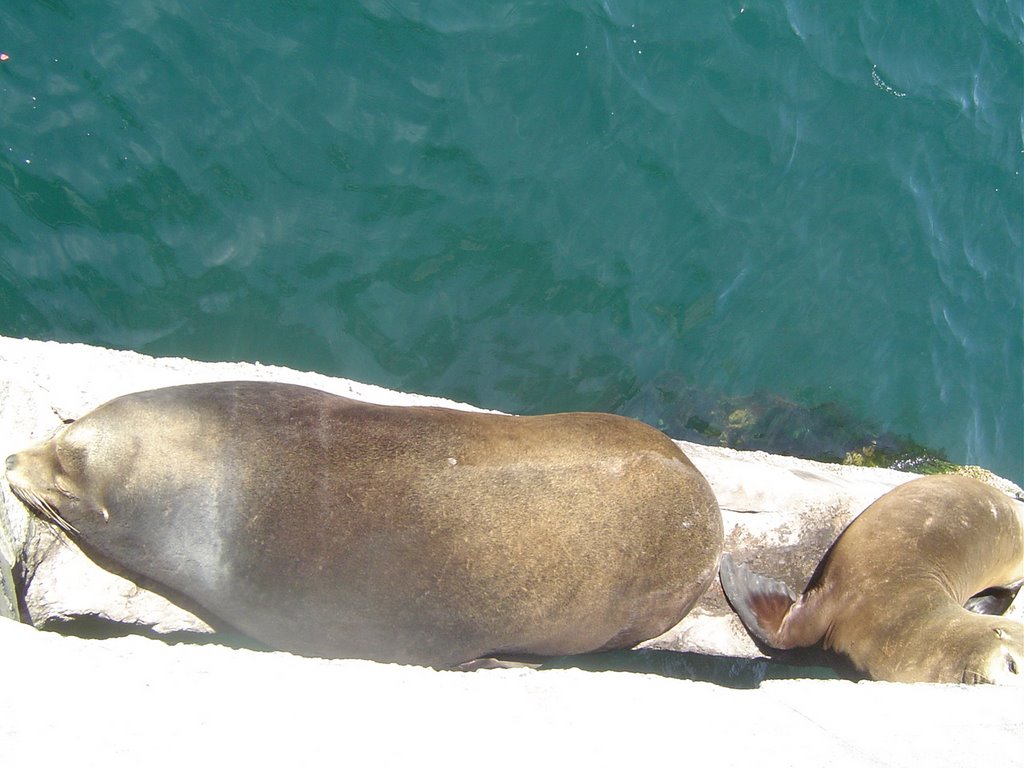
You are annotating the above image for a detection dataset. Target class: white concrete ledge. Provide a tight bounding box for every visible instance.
[1,618,1021,766]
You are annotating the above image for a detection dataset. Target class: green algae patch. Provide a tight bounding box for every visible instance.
[624,374,961,477]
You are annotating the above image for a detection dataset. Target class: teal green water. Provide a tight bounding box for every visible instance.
[1,2,1021,482]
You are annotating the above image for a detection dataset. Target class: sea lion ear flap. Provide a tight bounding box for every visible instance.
[719,553,799,649]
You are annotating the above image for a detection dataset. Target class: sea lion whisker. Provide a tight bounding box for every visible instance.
[12,485,79,535]
[961,669,990,684]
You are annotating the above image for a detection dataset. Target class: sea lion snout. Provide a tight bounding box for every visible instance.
[5,450,31,488]
[4,441,86,536]
[5,445,50,489]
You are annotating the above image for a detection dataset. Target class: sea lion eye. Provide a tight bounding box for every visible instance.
[1008,655,1019,675]
[52,478,79,502]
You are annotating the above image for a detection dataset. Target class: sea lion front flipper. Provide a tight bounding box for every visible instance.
[720,553,812,650]
[964,582,1022,616]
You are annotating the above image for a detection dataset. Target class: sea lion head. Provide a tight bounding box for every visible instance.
[6,420,112,537]
[954,619,1024,685]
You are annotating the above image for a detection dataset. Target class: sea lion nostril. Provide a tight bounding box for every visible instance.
[5,454,17,472]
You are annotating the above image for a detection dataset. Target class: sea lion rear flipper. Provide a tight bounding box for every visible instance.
[720,553,804,649]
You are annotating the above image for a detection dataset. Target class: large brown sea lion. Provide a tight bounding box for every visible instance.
[6,381,723,668]
[720,475,1024,684]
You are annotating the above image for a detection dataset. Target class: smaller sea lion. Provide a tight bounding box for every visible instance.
[720,475,1024,684]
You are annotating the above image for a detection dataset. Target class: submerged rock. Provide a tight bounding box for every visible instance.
[623,372,955,472]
